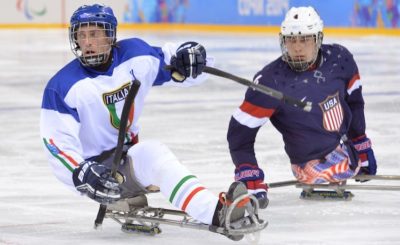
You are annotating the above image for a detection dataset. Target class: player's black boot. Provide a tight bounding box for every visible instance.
[212,181,249,241]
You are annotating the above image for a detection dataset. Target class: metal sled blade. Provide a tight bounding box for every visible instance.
[107,207,214,235]
[297,182,354,200]
[121,223,162,235]
[104,194,267,239]
[296,175,400,201]
[300,189,354,200]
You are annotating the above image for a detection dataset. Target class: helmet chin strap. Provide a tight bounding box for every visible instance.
[285,50,318,72]
[287,58,315,72]
[81,53,107,67]
[280,33,323,72]
[81,50,113,71]
[79,43,112,67]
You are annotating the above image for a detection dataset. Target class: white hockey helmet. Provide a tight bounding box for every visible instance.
[279,6,324,71]
[280,6,323,36]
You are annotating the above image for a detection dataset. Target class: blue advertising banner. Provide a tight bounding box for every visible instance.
[122,0,400,28]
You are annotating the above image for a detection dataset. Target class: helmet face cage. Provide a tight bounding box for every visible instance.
[69,21,115,67]
[279,32,323,72]
[69,4,117,67]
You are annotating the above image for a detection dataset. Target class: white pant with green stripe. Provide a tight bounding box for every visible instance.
[127,140,219,224]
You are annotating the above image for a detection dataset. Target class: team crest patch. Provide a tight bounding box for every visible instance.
[102,82,134,129]
[319,92,343,132]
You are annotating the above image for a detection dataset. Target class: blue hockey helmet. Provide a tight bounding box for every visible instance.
[69,4,118,67]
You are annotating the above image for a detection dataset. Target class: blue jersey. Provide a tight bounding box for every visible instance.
[228,44,365,166]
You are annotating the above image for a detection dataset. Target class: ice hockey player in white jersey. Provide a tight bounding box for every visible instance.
[40,4,257,240]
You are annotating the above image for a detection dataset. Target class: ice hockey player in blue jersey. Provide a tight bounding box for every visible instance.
[40,4,255,238]
[227,6,377,208]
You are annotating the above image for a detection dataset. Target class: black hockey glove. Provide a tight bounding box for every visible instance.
[72,161,121,204]
[170,41,206,82]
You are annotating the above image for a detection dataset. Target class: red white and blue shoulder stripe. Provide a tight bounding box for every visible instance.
[233,101,275,128]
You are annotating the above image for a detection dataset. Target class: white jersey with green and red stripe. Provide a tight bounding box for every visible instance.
[40,38,211,191]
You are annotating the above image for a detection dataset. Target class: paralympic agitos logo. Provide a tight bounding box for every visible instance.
[16,0,47,20]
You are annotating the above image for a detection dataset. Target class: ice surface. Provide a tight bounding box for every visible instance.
[0,29,399,245]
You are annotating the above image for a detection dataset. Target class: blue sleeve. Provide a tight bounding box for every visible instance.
[227,67,279,168]
[41,87,80,122]
[337,44,365,138]
[227,117,260,167]
[151,45,172,86]
[347,87,365,138]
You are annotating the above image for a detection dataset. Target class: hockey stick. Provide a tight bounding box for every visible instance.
[268,175,400,188]
[202,66,312,112]
[163,65,312,112]
[351,174,400,181]
[269,180,299,188]
[296,183,400,191]
[94,79,141,229]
